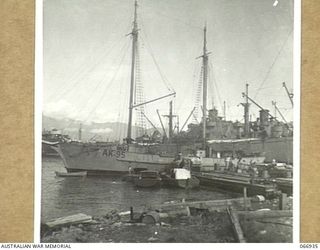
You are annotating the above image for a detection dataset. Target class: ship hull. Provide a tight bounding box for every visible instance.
[50,136,292,177]
[208,137,293,164]
[52,142,172,176]
[52,143,129,176]
[55,171,87,177]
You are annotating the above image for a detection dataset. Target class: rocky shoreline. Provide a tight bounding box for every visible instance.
[41,210,235,243]
[41,196,292,243]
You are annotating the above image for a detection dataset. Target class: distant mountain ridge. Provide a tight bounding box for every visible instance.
[42,115,158,142]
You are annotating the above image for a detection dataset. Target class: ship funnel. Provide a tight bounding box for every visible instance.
[259,109,270,126]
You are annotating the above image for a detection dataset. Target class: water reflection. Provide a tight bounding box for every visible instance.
[41,157,234,222]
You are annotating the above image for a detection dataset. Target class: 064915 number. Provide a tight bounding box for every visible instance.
[300,244,319,249]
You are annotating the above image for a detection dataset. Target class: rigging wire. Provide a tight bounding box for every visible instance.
[207,64,215,110]
[209,61,223,112]
[134,39,148,137]
[63,40,131,129]
[139,17,175,93]
[118,78,130,142]
[46,34,119,96]
[176,58,200,118]
[176,37,205,124]
[47,35,127,102]
[77,40,131,112]
[49,3,132,87]
[81,41,131,124]
[63,39,130,127]
[116,53,130,141]
[192,65,203,124]
[192,113,200,124]
[103,39,131,142]
[46,16,133,102]
[253,28,293,99]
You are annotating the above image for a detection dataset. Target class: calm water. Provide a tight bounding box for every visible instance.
[41,157,236,222]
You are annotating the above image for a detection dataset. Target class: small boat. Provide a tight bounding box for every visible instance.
[161,168,200,189]
[122,167,147,182]
[133,170,161,188]
[55,171,87,177]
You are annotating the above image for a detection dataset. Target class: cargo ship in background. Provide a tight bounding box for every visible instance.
[42,129,71,157]
[43,0,293,176]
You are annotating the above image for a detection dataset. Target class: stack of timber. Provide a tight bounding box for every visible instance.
[153,197,252,216]
[45,213,93,229]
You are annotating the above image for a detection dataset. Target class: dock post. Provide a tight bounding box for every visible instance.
[130,206,134,221]
[279,193,287,210]
[186,206,191,216]
[243,187,248,211]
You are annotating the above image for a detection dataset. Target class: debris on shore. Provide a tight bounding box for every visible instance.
[41,210,234,243]
[41,196,292,243]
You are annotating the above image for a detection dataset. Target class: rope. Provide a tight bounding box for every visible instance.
[209,61,223,111]
[253,28,293,99]
[80,40,131,110]
[47,35,127,102]
[207,61,215,109]
[193,65,203,123]
[139,17,175,93]
[116,53,130,141]
[63,39,130,128]
[46,13,133,102]
[81,41,131,123]
[64,40,131,129]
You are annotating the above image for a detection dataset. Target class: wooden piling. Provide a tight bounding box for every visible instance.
[130,206,134,221]
[243,187,248,211]
[237,210,292,219]
[227,208,246,243]
[280,193,287,210]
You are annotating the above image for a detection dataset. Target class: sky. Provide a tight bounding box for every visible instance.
[43,0,294,134]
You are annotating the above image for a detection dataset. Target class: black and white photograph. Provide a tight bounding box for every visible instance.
[40,0,296,243]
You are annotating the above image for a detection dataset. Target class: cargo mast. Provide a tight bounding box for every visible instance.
[202,25,209,149]
[241,84,250,137]
[126,0,175,142]
[127,0,138,143]
[78,123,82,141]
[163,100,177,142]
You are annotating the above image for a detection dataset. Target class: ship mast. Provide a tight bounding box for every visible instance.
[78,123,82,141]
[202,25,209,149]
[241,83,250,137]
[163,100,177,142]
[169,101,173,139]
[127,0,138,143]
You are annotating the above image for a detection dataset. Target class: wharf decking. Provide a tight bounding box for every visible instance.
[192,172,278,197]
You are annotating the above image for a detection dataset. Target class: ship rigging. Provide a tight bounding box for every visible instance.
[127,0,175,143]
[42,0,294,177]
